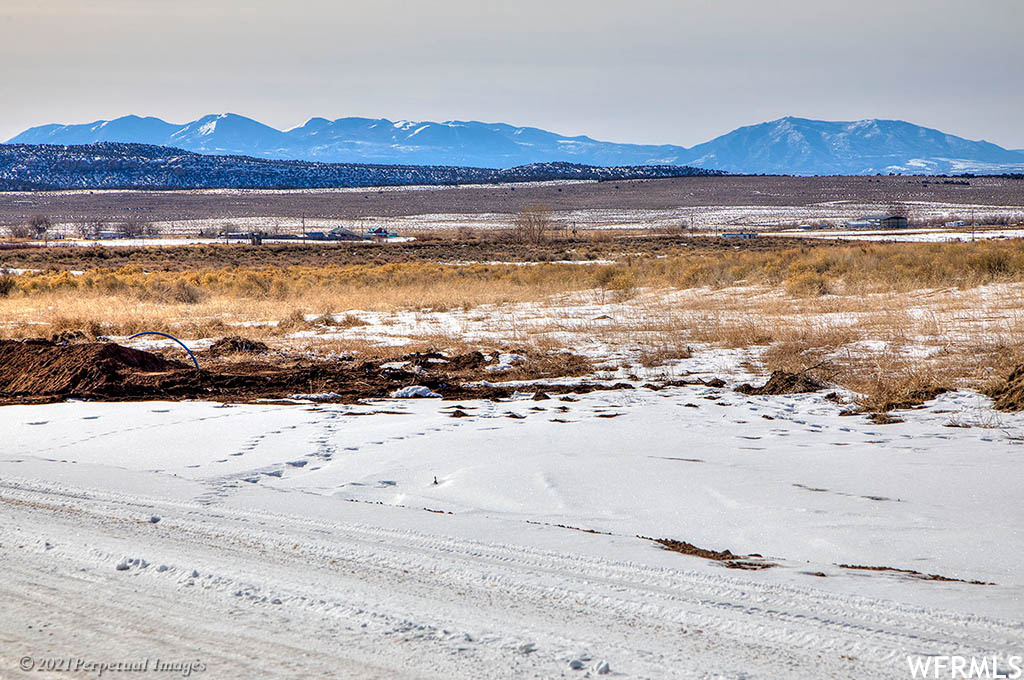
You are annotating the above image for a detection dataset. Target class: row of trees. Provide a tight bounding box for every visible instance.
[6,215,160,240]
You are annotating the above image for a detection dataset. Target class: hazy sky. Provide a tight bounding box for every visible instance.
[1,0,1021,148]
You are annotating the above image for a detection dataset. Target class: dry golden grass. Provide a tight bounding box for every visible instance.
[4,240,1024,409]
[6,238,1024,304]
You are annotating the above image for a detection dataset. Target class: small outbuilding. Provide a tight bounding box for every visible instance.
[303,227,362,241]
[860,214,909,229]
[327,227,362,241]
[363,226,398,241]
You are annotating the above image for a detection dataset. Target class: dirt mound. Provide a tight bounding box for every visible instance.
[735,370,826,395]
[444,351,488,371]
[985,364,1024,411]
[0,340,183,400]
[208,336,269,355]
[0,340,639,406]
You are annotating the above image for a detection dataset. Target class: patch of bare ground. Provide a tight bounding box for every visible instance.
[735,369,827,395]
[207,336,269,355]
[0,338,675,405]
[837,564,993,586]
[524,521,613,536]
[640,536,778,570]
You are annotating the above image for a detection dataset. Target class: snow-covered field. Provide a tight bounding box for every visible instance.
[768,227,1024,243]
[126,202,1024,235]
[2,359,1023,677]
[19,199,1024,240]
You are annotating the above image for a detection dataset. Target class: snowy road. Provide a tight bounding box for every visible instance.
[2,479,1019,680]
[1,384,1022,678]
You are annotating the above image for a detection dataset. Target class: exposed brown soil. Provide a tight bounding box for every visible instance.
[735,370,827,395]
[0,340,185,400]
[50,329,91,344]
[837,564,993,585]
[866,412,905,425]
[0,338,675,405]
[525,521,613,536]
[985,364,1024,411]
[641,536,777,570]
[207,336,269,355]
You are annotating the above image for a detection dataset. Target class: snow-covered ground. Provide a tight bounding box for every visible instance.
[2,374,1022,678]
[768,227,1024,243]
[17,199,1024,239]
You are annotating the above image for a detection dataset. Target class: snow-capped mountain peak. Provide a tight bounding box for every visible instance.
[7,113,1024,174]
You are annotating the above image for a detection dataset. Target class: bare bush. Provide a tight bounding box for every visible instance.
[77,220,105,239]
[7,223,31,239]
[119,216,150,238]
[27,215,51,238]
[511,205,554,245]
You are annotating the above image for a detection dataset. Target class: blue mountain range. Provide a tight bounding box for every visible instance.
[9,114,1024,175]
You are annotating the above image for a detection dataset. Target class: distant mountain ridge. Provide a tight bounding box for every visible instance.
[0,143,720,191]
[8,113,1024,175]
[683,118,1024,175]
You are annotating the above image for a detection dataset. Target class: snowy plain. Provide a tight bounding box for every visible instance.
[3,273,1024,677]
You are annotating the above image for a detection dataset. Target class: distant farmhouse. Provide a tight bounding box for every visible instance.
[362,226,399,241]
[304,226,362,241]
[226,224,399,243]
[843,214,909,230]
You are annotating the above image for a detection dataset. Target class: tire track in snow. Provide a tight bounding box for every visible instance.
[1,479,1020,679]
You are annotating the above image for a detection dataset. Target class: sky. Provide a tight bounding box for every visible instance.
[1,0,1021,148]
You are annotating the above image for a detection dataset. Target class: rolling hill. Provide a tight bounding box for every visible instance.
[0,143,719,191]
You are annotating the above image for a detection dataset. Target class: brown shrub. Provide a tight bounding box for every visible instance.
[785,271,830,297]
